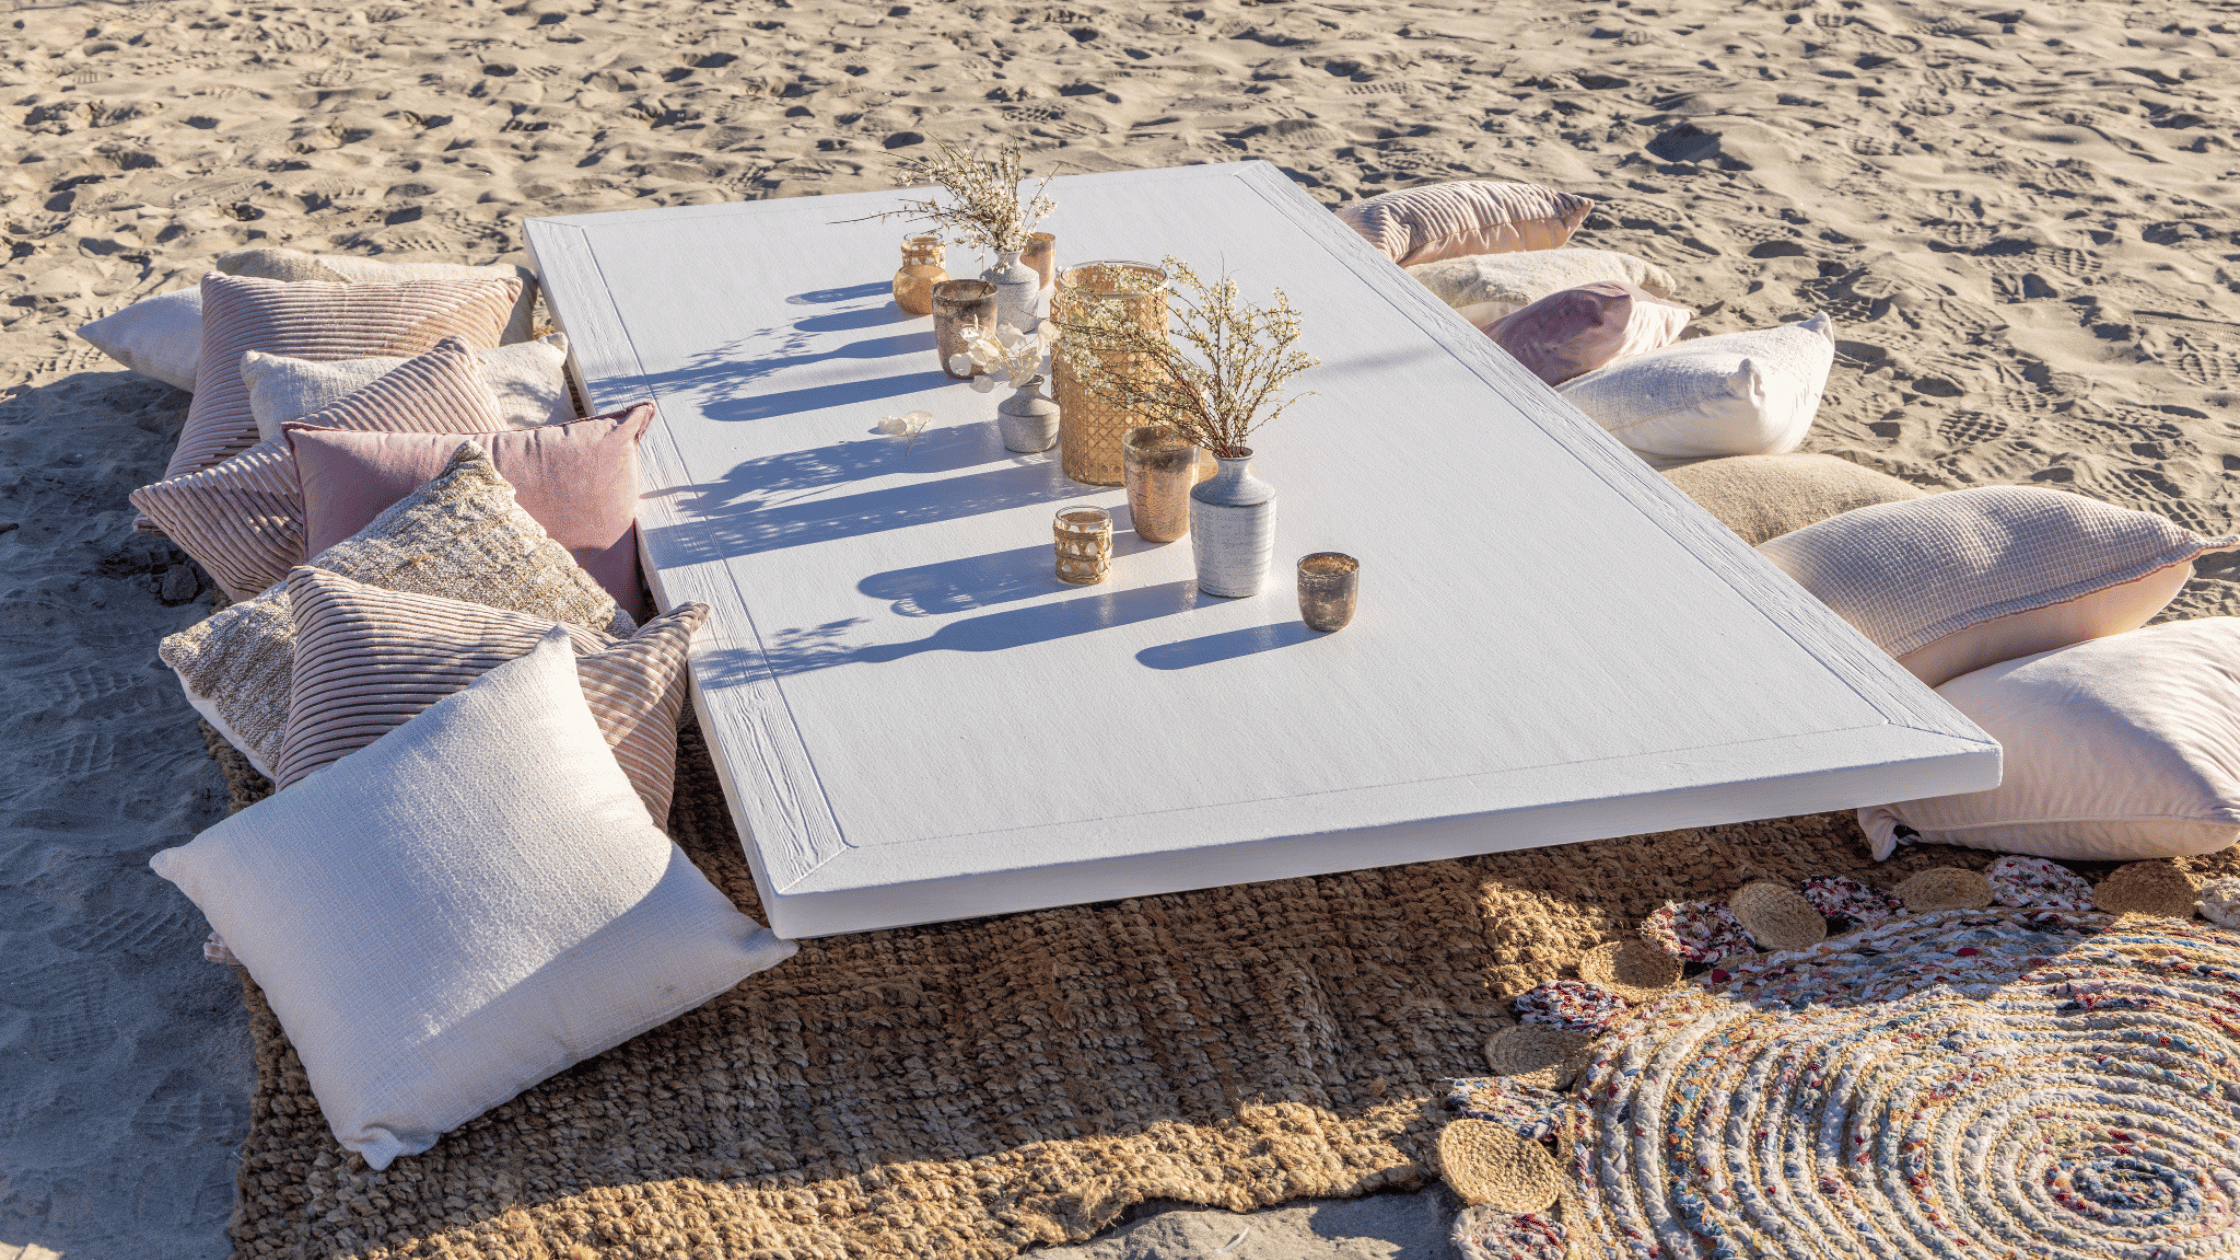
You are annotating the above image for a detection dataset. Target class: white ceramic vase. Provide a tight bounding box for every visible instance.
[1189,451,1277,597]
[982,249,1043,334]
[995,375,1060,453]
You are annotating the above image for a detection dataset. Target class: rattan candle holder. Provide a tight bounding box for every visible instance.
[1053,260,1168,487]
[1053,505,1114,585]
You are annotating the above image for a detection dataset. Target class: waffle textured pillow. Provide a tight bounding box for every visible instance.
[1857,618,2240,861]
[1661,454,1930,546]
[1558,313,1837,463]
[243,333,573,438]
[1485,282,1693,386]
[1406,248,1677,325]
[73,287,205,391]
[1760,485,2234,686]
[159,442,632,776]
[1335,180,1595,267]
[150,625,796,1171]
[277,568,701,826]
[131,338,508,603]
[217,247,542,346]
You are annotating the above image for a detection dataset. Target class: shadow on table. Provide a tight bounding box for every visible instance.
[1136,621,1318,670]
[636,281,939,421]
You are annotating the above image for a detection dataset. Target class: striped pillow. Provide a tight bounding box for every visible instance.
[159,272,517,492]
[217,247,542,345]
[1335,180,1595,267]
[131,337,506,603]
[160,441,632,775]
[279,569,704,826]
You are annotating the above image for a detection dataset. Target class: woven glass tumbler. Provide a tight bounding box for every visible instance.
[1054,506,1114,585]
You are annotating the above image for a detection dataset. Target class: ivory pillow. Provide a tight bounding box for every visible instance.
[160,441,632,775]
[1558,313,1836,463]
[74,287,204,391]
[1759,486,2234,686]
[1336,180,1595,267]
[1857,619,2240,861]
[279,568,702,826]
[218,246,542,346]
[150,626,795,1171]
[1661,454,1930,546]
[244,334,573,439]
[1406,248,1677,324]
[1485,282,1692,386]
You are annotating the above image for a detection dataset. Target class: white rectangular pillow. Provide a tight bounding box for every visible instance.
[1557,313,1836,463]
[241,333,574,439]
[73,287,204,391]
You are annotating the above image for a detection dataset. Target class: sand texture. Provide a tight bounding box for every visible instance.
[6,0,2240,1256]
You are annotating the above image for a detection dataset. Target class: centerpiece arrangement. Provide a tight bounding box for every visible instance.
[865,138,1055,333]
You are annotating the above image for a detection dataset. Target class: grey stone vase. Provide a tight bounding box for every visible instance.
[1189,450,1277,597]
[981,249,1043,334]
[995,376,1060,453]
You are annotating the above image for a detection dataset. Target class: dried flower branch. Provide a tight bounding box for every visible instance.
[950,321,1057,394]
[1056,256,1318,458]
[848,137,1055,256]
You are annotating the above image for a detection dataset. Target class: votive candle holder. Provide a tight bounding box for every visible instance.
[1297,552,1359,632]
[1023,232,1057,289]
[1054,505,1115,585]
[932,279,998,380]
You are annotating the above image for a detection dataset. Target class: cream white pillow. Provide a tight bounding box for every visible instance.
[74,287,204,391]
[1859,619,2240,862]
[242,333,573,439]
[1759,486,2234,686]
[1558,313,1836,463]
[1406,248,1677,323]
[150,626,795,1170]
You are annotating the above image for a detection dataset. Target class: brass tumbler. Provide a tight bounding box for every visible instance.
[1122,426,1200,544]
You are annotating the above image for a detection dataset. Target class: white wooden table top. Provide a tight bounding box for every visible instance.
[527,161,1997,939]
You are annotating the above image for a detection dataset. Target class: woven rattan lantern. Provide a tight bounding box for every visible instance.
[1052,259,1168,486]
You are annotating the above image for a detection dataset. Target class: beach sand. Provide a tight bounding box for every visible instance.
[5,0,2239,1254]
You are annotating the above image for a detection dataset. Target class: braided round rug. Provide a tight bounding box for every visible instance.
[1564,909,2240,1259]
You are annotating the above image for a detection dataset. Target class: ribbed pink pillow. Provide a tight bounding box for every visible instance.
[1335,180,1595,267]
[286,403,655,621]
[1485,282,1693,386]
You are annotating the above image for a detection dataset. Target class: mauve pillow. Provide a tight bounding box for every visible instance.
[1485,282,1693,386]
[286,403,654,621]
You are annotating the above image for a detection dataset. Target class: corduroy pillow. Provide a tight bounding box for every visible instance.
[286,402,654,621]
[1485,282,1693,386]
[131,337,508,603]
[1558,314,1837,463]
[244,333,573,439]
[150,626,795,1171]
[1336,180,1595,267]
[217,247,542,346]
[159,442,632,776]
[74,287,204,391]
[1661,454,1930,546]
[160,273,518,494]
[1858,618,2240,861]
[1759,486,2236,686]
[278,568,702,826]
[1407,248,1677,325]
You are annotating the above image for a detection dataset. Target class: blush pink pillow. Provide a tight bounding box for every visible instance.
[1485,282,1693,386]
[285,404,655,621]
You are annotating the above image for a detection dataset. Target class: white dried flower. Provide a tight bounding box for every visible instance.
[845,138,1055,256]
[956,319,1058,390]
[876,409,934,453]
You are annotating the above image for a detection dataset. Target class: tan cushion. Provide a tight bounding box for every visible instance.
[1859,618,2240,861]
[160,273,517,492]
[131,338,506,603]
[1758,486,2233,686]
[218,247,541,345]
[159,441,632,776]
[1336,180,1594,268]
[243,333,572,440]
[1406,249,1677,324]
[1661,454,1929,546]
[278,569,703,826]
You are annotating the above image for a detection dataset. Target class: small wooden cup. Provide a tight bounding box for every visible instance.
[1297,553,1360,632]
[1054,505,1114,585]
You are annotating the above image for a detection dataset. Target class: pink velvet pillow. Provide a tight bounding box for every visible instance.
[1485,282,1693,386]
[285,403,655,621]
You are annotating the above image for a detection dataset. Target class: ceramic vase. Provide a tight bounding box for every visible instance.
[982,249,1043,334]
[996,375,1060,453]
[1189,451,1277,597]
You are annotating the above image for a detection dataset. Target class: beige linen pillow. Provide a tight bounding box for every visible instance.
[1335,180,1595,267]
[159,441,632,775]
[1558,314,1838,463]
[243,334,573,439]
[150,626,795,1171]
[1858,618,2240,862]
[1406,248,1677,324]
[1759,486,2234,686]
[279,568,703,826]
[218,246,542,345]
[1661,454,1929,546]
[131,338,508,603]
[73,287,203,390]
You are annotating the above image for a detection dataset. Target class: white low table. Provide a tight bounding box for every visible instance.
[527,161,1997,939]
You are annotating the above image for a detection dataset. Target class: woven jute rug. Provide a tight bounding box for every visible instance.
[202,721,2240,1259]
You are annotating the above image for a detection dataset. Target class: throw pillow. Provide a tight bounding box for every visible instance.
[286,402,654,620]
[1557,313,1837,463]
[278,568,702,826]
[217,246,542,345]
[1857,618,2240,861]
[149,625,795,1171]
[244,333,573,439]
[1759,485,2234,686]
[1485,282,1693,386]
[160,272,517,492]
[1405,248,1677,324]
[130,337,508,603]
[73,287,203,391]
[1335,180,1595,267]
[1661,454,1930,546]
[159,441,632,775]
